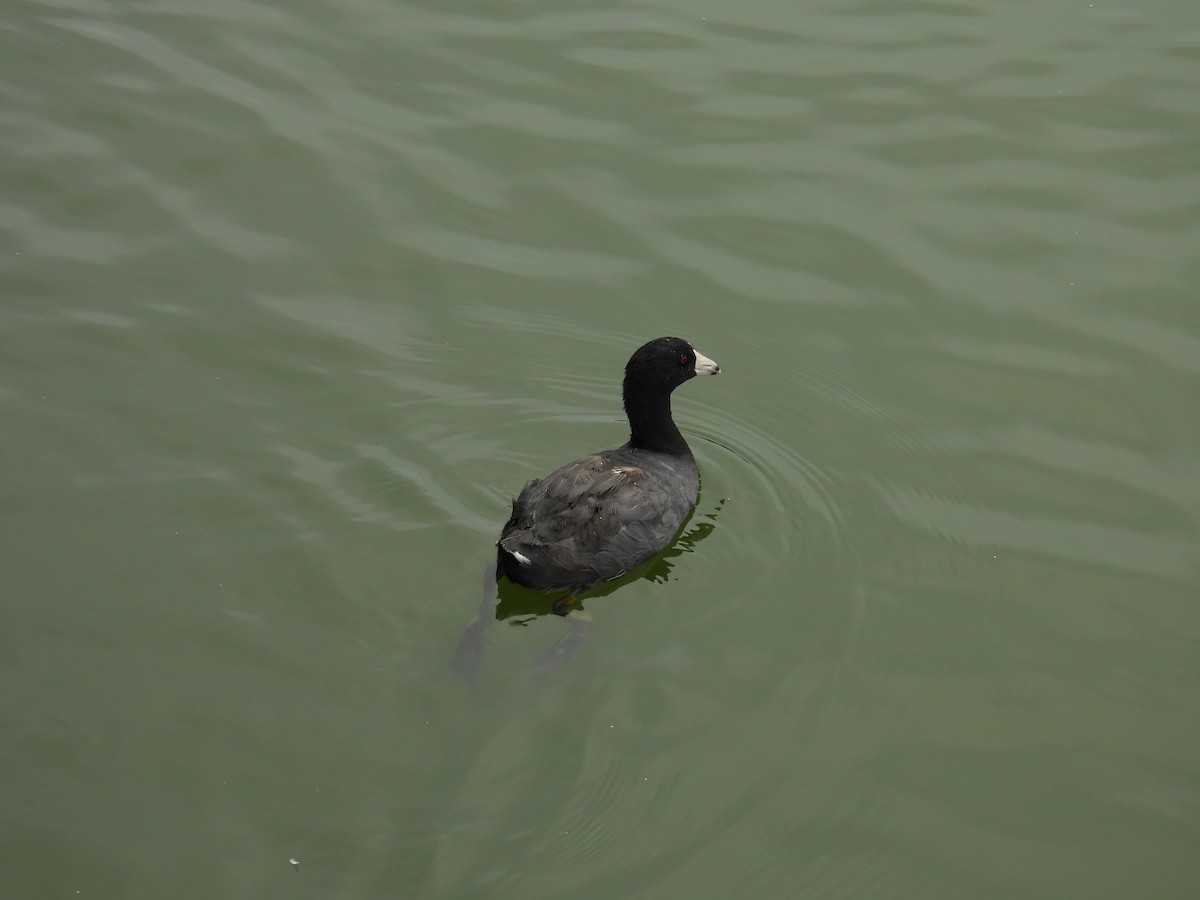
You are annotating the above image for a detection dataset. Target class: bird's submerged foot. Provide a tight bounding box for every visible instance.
[532,610,593,681]
[450,613,488,687]
[450,563,498,687]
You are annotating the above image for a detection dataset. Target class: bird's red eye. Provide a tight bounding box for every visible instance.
[679,354,688,367]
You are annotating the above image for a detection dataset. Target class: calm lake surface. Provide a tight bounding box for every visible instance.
[3,0,1198,896]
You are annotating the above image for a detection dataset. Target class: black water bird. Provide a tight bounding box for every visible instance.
[495,336,720,610]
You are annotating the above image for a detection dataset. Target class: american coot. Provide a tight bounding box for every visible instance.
[496,336,720,610]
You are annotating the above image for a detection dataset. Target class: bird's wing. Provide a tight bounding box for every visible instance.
[499,455,674,561]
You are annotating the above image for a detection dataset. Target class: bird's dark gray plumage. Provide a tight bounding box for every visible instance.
[496,336,719,597]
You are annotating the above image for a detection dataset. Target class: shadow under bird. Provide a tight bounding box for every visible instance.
[453,336,721,682]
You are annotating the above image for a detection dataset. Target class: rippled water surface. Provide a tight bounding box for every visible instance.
[4,0,1198,896]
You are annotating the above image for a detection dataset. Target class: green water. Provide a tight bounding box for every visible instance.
[3,0,1198,896]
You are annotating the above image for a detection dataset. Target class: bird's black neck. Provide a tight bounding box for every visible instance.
[623,384,690,456]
